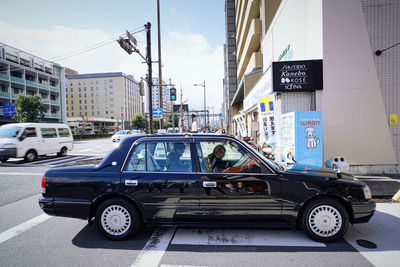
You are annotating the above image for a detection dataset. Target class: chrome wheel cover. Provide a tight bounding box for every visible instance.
[26,152,35,161]
[101,205,131,236]
[308,205,342,237]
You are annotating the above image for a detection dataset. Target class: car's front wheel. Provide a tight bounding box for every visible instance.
[95,198,141,240]
[24,150,37,162]
[301,198,349,243]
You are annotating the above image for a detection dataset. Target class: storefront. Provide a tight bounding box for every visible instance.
[238,0,398,173]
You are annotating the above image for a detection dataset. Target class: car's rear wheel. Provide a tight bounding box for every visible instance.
[24,150,37,162]
[95,198,141,240]
[57,147,67,157]
[301,198,349,243]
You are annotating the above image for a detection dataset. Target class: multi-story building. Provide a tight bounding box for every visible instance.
[0,42,66,124]
[66,72,143,131]
[226,0,399,174]
[151,77,171,114]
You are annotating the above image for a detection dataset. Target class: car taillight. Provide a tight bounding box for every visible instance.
[41,175,46,194]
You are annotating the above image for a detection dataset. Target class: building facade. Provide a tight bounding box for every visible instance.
[0,42,66,124]
[226,0,399,174]
[151,77,171,114]
[66,72,143,131]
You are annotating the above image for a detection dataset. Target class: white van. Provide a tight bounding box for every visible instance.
[0,123,73,162]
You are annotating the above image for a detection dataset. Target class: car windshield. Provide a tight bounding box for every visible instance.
[116,130,127,135]
[243,141,285,171]
[0,126,22,138]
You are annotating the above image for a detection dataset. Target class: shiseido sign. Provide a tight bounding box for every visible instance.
[272,59,323,92]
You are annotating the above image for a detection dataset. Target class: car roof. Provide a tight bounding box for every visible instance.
[124,133,229,140]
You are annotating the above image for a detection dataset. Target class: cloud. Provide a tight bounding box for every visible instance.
[0,21,224,112]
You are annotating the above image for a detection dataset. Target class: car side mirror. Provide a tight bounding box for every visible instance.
[19,136,25,141]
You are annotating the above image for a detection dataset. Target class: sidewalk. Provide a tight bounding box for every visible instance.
[355,174,400,198]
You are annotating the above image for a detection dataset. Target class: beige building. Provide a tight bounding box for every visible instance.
[66,72,143,131]
[226,0,399,174]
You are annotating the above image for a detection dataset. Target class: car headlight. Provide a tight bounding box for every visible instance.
[362,185,372,200]
[2,143,16,149]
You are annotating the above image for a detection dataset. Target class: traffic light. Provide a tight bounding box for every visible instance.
[170,88,177,101]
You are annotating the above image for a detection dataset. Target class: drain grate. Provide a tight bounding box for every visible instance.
[356,239,377,249]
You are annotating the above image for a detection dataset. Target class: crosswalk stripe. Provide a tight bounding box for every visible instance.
[171,228,326,247]
[0,214,51,245]
[131,228,176,267]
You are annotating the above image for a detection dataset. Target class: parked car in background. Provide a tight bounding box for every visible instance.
[39,134,375,243]
[0,123,73,162]
[111,130,131,143]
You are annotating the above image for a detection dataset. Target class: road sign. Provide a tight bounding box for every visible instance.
[3,103,16,117]
[200,113,204,118]
[218,113,223,117]
[153,108,163,116]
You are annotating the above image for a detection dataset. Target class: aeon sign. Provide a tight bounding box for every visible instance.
[272,59,323,92]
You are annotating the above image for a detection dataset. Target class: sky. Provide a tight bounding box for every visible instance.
[0,0,225,112]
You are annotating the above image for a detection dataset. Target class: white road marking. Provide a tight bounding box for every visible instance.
[172,228,326,247]
[345,203,400,267]
[0,214,51,244]
[131,227,176,267]
[0,172,43,175]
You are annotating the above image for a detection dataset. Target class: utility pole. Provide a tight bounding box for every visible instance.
[117,23,153,134]
[145,22,153,134]
[157,0,164,130]
[179,88,184,132]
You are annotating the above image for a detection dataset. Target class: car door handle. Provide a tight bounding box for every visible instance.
[203,181,217,188]
[125,180,138,186]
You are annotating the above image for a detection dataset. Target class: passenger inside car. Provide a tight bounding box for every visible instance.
[205,144,231,172]
[164,143,189,172]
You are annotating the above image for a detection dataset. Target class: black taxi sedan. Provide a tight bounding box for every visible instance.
[39,134,375,243]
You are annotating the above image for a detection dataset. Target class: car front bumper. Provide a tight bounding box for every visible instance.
[0,147,17,158]
[352,200,376,223]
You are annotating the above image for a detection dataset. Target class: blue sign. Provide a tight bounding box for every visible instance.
[218,113,223,117]
[281,111,323,170]
[3,103,16,117]
[152,108,162,116]
[200,113,204,118]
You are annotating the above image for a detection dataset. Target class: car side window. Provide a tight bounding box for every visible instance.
[125,141,192,172]
[125,143,146,171]
[164,141,192,172]
[41,128,57,138]
[21,127,37,138]
[57,128,70,137]
[196,140,263,173]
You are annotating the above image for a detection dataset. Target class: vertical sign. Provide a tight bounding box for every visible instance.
[258,97,276,144]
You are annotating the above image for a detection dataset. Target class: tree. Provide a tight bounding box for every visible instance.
[152,119,160,130]
[130,113,145,129]
[165,114,179,128]
[12,94,45,122]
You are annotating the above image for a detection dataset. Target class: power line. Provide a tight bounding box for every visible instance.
[49,26,146,61]
[0,26,146,73]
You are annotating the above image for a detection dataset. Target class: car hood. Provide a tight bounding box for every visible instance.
[0,138,17,144]
[286,166,355,180]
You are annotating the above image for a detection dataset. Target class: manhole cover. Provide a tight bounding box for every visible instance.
[356,239,377,249]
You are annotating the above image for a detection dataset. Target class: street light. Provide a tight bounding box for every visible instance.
[194,80,206,129]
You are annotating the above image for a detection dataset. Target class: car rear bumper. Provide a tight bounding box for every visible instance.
[39,197,91,220]
[352,200,376,223]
